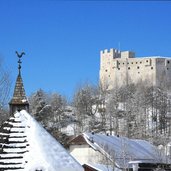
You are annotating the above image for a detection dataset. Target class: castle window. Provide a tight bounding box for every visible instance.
[146,60,148,62]
[168,61,170,64]
[105,69,108,72]
[127,62,129,64]
[108,75,110,77]
[140,62,142,64]
[151,67,153,70]
[131,62,133,64]
[136,62,138,64]
[137,66,140,69]
[138,72,140,74]
[167,68,169,70]
[112,67,114,69]
[128,67,130,70]
[118,68,120,70]
[123,63,124,65]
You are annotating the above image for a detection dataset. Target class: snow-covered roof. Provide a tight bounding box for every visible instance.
[0,110,84,171]
[82,133,168,168]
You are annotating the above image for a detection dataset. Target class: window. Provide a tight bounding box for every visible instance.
[108,75,110,77]
[131,62,133,64]
[136,62,138,64]
[151,67,153,70]
[105,69,108,72]
[146,60,148,62]
[123,63,124,65]
[118,68,120,70]
[138,72,140,74]
[168,61,170,64]
[137,66,140,69]
[128,67,130,70]
[140,61,142,64]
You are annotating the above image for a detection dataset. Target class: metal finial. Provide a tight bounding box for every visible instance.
[16,51,25,75]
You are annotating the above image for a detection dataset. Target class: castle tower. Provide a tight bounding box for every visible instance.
[9,51,29,115]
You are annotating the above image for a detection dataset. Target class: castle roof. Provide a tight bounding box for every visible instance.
[0,110,83,171]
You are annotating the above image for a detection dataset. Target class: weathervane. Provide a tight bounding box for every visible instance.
[16,51,25,75]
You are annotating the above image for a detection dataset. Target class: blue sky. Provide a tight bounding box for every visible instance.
[0,1,171,99]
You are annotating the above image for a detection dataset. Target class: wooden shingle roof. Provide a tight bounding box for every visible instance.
[9,74,28,105]
[0,110,84,171]
[0,114,28,170]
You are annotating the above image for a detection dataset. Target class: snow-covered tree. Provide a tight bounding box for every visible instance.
[29,89,50,127]
[29,89,71,146]
[103,81,171,141]
[73,83,101,133]
[29,89,47,115]
[49,93,67,129]
[29,90,68,130]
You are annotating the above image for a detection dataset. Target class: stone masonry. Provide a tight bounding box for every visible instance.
[100,48,171,91]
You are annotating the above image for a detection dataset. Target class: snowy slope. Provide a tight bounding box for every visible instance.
[0,110,84,171]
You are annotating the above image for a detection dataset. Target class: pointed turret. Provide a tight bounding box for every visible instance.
[0,52,84,171]
[9,51,29,115]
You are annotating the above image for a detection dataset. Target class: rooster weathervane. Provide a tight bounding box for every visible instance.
[16,51,25,75]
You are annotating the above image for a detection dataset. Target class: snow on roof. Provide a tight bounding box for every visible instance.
[0,110,84,171]
[83,133,168,168]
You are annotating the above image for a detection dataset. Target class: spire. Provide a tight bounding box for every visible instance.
[9,51,29,115]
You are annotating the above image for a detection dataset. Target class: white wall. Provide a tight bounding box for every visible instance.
[69,144,103,165]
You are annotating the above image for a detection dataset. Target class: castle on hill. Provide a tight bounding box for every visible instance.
[100,48,171,90]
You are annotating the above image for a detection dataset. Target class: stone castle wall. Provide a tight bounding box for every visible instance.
[100,48,171,90]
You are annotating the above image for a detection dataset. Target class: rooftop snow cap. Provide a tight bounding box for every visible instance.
[0,110,84,171]
[9,51,29,115]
